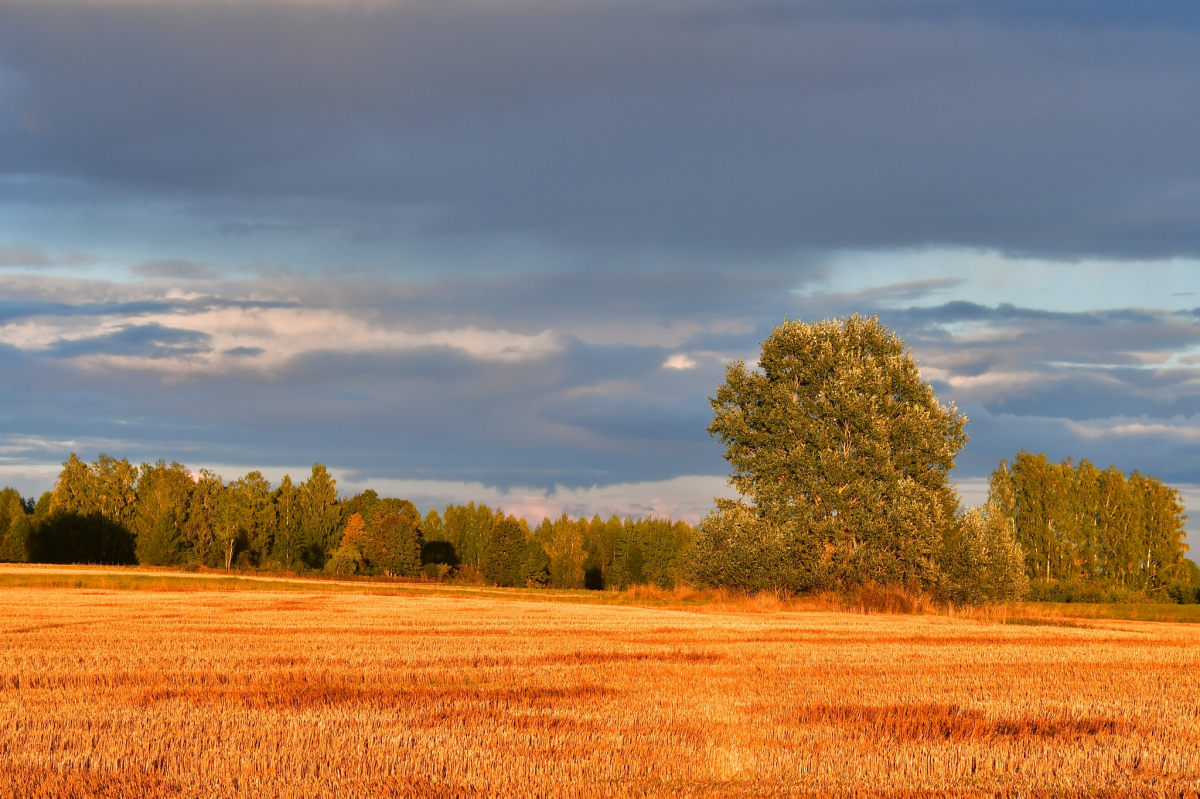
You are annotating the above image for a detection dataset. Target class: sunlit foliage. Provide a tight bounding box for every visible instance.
[703,315,967,591]
[989,452,1191,598]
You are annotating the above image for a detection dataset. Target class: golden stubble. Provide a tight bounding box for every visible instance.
[0,588,1198,798]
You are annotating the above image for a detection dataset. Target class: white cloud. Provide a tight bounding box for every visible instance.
[663,353,697,370]
[1064,417,1200,444]
[953,477,990,509]
[0,304,563,374]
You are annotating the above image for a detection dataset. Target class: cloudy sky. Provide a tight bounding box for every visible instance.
[1,1,1198,548]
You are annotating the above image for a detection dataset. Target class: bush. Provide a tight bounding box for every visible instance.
[1025,579,1144,604]
[687,500,816,593]
[1166,582,1200,604]
[943,505,1028,604]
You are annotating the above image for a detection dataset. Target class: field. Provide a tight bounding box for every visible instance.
[1,568,1199,797]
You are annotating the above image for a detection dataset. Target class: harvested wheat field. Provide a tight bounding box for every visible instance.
[1,583,1199,798]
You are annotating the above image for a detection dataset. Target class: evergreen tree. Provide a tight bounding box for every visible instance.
[366,498,423,577]
[516,540,551,587]
[705,316,967,590]
[482,516,527,587]
[297,464,341,568]
[272,475,302,569]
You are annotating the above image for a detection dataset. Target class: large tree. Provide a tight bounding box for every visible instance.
[442,502,495,570]
[217,471,276,569]
[703,315,967,590]
[534,514,589,589]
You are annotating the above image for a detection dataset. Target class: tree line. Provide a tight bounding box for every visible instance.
[988,452,1196,601]
[0,454,697,591]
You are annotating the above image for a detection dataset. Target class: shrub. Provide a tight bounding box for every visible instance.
[943,505,1028,604]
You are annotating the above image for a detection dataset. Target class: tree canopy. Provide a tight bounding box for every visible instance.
[988,452,1190,596]
[701,315,967,590]
[0,453,698,592]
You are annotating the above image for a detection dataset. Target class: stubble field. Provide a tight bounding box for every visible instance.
[1,577,1198,798]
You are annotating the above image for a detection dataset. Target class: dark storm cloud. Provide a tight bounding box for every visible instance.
[891,303,1200,373]
[45,323,212,360]
[2,1,1200,257]
[0,295,297,323]
[891,302,1084,326]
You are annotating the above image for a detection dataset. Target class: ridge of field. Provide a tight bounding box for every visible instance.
[2,564,1200,625]
[2,577,1199,797]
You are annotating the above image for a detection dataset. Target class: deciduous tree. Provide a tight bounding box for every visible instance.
[704,316,967,590]
[133,461,194,566]
[184,470,225,566]
[0,488,30,562]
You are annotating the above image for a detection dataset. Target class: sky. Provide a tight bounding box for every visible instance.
[1,1,1199,554]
